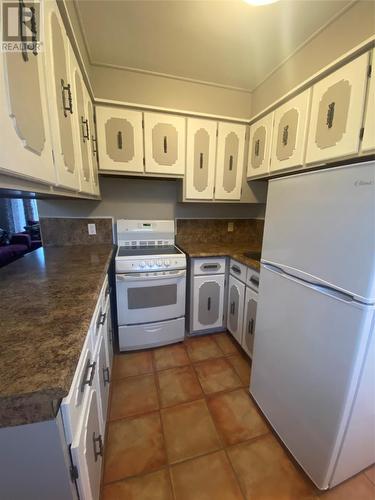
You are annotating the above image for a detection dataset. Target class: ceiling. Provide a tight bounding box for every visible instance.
[74,0,353,91]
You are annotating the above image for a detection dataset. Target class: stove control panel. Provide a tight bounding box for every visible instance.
[116,255,186,273]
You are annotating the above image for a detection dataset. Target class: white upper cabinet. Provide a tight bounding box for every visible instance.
[144,112,186,175]
[96,106,144,173]
[306,54,368,165]
[270,89,311,173]
[44,0,79,190]
[214,122,246,200]
[247,113,274,179]
[0,2,56,185]
[361,50,375,154]
[185,118,217,200]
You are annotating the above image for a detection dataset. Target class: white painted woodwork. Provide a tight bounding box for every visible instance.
[144,112,186,175]
[185,118,217,200]
[361,50,375,153]
[96,106,144,173]
[192,274,225,331]
[306,53,369,165]
[270,89,311,173]
[214,122,246,200]
[247,113,274,179]
[227,274,245,345]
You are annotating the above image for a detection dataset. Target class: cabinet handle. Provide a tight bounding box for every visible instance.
[230,301,235,315]
[61,79,73,117]
[97,311,106,328]
[81,360,96,392]
[199,152,204,169]
[326,102,335,129]
[117,131,123,149]
[231,265,241,275]
[201,263,220,271]
[248,318,254,335]
[207,297,211,311]
[92,135,98,157]
[93,433,103,462]
[81,117,89,141]
[103,366,110,386]
[249,275,259,287]
[254,139,260,157]
[105,285,111,297]
[163,136,168,154]
[282,125,289,146]
[229,155,233,171]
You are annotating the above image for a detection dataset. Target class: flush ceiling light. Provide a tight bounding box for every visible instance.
[243,0,279,5]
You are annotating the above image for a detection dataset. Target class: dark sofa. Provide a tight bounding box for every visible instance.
[0,233,41,268]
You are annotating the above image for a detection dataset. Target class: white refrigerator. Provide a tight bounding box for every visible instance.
[250,161,375,490]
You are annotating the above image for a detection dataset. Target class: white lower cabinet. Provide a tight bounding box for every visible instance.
[242,287,258,358]
[227,274,245,345]
[95,334,110,432]
[192,274,225,331]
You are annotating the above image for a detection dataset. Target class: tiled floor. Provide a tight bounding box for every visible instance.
[102,332,375,500]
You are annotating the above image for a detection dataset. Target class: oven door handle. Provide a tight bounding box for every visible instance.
[116,269,186,282]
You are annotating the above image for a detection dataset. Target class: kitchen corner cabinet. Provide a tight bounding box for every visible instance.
[0,4,56,185]
[247,113,274,179]
[96,106,144,173]
[306,53,368,165]
[270,90,311,173]
[227,274,245,345]
[144,112,186,175]
[214,122,246,200]
[361,50,375,154]
[185,118,217,200]
[242,286,257,358]
[44,0,79,190]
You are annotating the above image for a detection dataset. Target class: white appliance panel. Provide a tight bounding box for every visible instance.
[119,317,185,350]
[262,163,375,303]
[250,265,374,489]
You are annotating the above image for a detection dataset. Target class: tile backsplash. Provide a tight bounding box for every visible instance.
[40,217,113,246]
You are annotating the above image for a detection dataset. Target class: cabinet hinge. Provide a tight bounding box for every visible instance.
[67,445,79,487]
[51,149,55,164]
[143,157,145,166]
[360,127,365,141]
[216,128,218,137]
[368,64,372,78]
[142,119,144,129]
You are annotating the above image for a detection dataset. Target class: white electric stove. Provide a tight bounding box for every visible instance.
[115,220,186,351]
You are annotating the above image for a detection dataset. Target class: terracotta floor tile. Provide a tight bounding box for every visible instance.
[194,357,242,394]
[109,373,159,420]
[104,412,166,483]
[153,342,190,371]
[157,365,203,408]
[102,469,173,500]
[318,473,375,499]
[227,353,252,387]
[364,464,375,485]
[227,433,316,499]
[161,399,221,464]
[185,335,222,362]
[214,332,241,355]
[171,450,243,500]
[113,351,153,379]
[207,388,269,446]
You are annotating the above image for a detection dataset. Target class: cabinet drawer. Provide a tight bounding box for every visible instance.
[193,257,226,275]
[246,268,260,292]
[229,259,247,283]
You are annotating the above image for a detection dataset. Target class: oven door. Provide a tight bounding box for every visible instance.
[116,269,186,325]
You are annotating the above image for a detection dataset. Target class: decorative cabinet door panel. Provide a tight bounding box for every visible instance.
[44,0,79,190]
[144,113,186,175]
[247,113,273,179]
[96,106,144,173]
[227,275,245,345]
[214,122,245,200]
[242,287,257,358]
[192,274,225,332]
[361,50,375,153]
[306,54,368,164]
[185,118,217,200]
[0,3,56,184]
[270,90,311,173]
[88,101,100,196]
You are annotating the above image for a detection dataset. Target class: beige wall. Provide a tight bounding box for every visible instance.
[251,1,375,117]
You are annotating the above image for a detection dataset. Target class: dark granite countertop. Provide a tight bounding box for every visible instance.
[0,244,115,428]
[177,242,261,272]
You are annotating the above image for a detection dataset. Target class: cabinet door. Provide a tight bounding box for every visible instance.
[0,4,56,184]
[361,50,375,153]
[227,275,245,345]
[306,54,368,165]
[192,274,225,331]
[95,335,110,434]
[144,112,186,175]
[88,100,100,196]
[270,90,311,173]
[70,48,92,194]
[247,113,273,179]
[96,106,144,173]
[71,389,103,500]
[103,301,113,369]
[44,0,79,190]
[242,287,257,358]
[185,118,217,200]
[214,122,246,200]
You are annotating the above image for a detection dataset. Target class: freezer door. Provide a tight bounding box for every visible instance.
[262,162,375,303]
[250,265,374,489]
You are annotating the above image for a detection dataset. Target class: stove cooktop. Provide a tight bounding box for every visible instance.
[117,245,183,258]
